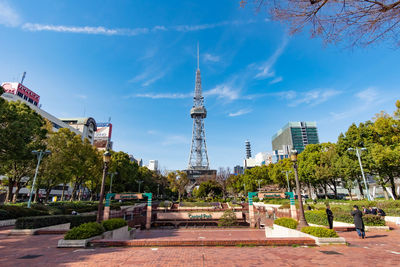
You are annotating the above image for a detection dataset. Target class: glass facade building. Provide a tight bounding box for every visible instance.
[272,122,319,153]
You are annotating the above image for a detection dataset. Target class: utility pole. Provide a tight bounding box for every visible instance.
[28,150,51,208]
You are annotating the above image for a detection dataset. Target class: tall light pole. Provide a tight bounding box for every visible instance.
[282,170,292,192]
[28,150,51,208]
[97,151,111,223]
[108,172,117,194]
[348,147,371,200]
[137,180,143,193]
[291,150,308,228]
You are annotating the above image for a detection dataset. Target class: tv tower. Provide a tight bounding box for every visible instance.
[188,44,210,170]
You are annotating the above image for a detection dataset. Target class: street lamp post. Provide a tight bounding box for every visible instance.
[348,147,371,200]
[108,172,117,194]
[291,150,308,228]
[137,180,143,193]
[28,150,51,208]
[97,151,111,223]
[282,170,292,192]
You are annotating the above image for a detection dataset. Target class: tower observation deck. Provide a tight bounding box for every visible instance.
[186,45,216,182]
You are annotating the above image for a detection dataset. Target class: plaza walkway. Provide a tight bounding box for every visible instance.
[0,226,399,266]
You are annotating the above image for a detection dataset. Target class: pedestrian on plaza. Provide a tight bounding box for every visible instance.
[362,206,370,214]
[326,205,334,229]
[351,205,365,239]
[369,207,377,215]
[377,207,386,217]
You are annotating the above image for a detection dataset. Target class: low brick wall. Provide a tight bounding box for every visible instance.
[156,212,243,220]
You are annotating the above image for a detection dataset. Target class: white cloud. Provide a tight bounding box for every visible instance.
[132,93,192,99]
[275,90,297,100]
[74,94,87,99]
[228,108,252,117]
[255,36,289,79]
[204,84,240,102]
[0,1,21,27]
[356,87,378,103]
[20,20,254,36]
[269,76,283,84]
[203,53,220,63]
[288,89,342,107]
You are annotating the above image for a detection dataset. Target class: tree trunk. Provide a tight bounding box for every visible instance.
[307,183,313,200]
[34,187,40,203]
[12,185,21,203]
[6,180,14,203]
[388,174,398,200]
[347,187,353,201]
[324,183,328,199]
[71,182,79,201]
[61,183,66,201]
[356,178,364,198]
[45,188,51,203]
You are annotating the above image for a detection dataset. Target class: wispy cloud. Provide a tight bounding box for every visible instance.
[269,76,283,84]
[330,87,383,121]
[288,89,342,107]
[203,53,220,63]
[131,93,192,99]
[19,20,255,36]
[0,1,21,27]
[228,108,252,117]
[130,67,168,87]
[74,94,87,99]
[255,36,289,79]
[204,84,240,102]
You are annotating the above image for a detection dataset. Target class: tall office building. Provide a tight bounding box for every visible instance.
[272,122,319,153]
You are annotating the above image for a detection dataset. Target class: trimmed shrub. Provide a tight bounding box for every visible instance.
[304,210,328,226]
[274,217,298,229]
[101,218,127,231]
[363,214,386,226]
[64,222,104,240]
[301,226,339,238]
[15,215,96,229]
[0,209,11,220]
[218,210,238,227]
[0,205,47,219]
[47,201,98,214]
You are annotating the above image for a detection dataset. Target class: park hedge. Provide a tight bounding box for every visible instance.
[15,215,96,229]
[101,218,127,231]
[64,222,104,240]
[301,226,339,238]
[274,217,298,229]
[0,205,47,220]
[304,210,385,226]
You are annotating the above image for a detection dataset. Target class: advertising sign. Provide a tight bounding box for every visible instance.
[95,122,112,139]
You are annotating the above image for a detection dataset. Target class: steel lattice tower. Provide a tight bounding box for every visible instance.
[188,45,209,170]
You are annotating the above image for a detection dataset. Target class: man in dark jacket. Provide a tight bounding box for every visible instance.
[351,205,365,239]
[326,205,334,229]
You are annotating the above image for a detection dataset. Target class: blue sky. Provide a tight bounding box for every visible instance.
[1,0,400,171]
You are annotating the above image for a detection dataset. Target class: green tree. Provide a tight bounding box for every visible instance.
[196,180,223,199]
[167,171,189,201]
[0,100,47,202]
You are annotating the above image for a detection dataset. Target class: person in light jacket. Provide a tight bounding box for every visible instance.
[351,205,365,239]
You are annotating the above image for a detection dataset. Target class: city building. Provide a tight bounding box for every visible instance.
[129,155,143,167]
[272,121,319,153]
[1,82,40,106]
[148,160,159,171]
[94,122,113,150]
[244,152,271,169]
[233,165,244,175]
[61,118,97,145]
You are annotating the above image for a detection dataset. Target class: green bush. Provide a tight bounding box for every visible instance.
[274,217,298,229]
[0,205,47,219]
[332,211,353,224]
[101,218,127,231]
[218,210,238,227]
[301,226,339,238]
[64,222,104,240]
[47,201,98,214]
[363,214,386,226]
[15,215,96,229]
[0,209,11,220]
[304,210,328,226]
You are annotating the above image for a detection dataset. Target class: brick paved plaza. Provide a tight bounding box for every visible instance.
[1,225,399,267]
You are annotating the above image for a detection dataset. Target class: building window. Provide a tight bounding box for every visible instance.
[28,98,34,104]
[17,92,24,98]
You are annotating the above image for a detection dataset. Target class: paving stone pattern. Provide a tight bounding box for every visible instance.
[1,226,400,266]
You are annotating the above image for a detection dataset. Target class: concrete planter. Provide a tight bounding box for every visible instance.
[385,216,400,225]
[266,224,346,246]
[9,223,71,236]
[0,219,16,227]
[58,225,135,248]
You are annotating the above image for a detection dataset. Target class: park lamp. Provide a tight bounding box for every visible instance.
[290,150,298,162]
[103,151,111,163]
[32,150,51,156]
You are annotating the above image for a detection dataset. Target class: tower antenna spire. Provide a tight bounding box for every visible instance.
[197,42,199,70]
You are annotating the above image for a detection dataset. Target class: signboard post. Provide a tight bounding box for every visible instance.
[285,192,297,220]
[248,192,258,228]
[143,193,152,230]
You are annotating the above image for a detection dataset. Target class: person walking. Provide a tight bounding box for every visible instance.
[351,205,365,239]
[326,205,334,229]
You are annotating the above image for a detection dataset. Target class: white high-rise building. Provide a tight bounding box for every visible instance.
[148,160,158,171]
